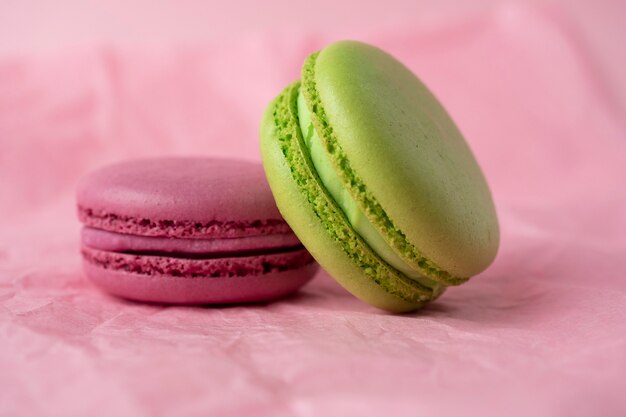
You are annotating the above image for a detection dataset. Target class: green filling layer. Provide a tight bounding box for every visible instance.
[300,52,467,286]
[273,82,437,304]
[297,90,441,292]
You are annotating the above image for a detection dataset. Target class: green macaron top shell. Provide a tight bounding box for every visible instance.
[301,41,499,279]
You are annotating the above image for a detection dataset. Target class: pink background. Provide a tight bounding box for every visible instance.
[1,1,625,416]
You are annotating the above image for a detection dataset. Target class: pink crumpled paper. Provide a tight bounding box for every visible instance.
[1,2,625,416]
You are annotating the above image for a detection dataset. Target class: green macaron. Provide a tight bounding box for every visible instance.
[260,40,499,312]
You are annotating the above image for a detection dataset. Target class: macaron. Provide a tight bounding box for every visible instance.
[76,157,318,304]
[260,40,499,312]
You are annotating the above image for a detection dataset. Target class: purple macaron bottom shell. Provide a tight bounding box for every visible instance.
[83,260,319,304]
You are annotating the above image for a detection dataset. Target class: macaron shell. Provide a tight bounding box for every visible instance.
[261,98,425,313]
[77,157,291,238]
[82,246,315,278]
[310,41,499,277]
[84,260,319,304]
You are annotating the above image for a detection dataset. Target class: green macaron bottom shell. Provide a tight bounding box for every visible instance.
[261,81,444,312]
[296,90,443,294]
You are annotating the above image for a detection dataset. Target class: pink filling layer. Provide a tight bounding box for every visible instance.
[82,227,302,255]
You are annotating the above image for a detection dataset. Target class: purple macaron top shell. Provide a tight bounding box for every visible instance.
[77,157,292,238]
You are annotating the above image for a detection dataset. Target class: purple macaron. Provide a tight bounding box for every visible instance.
[76,157,318,304]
